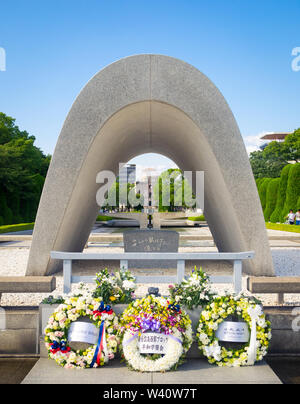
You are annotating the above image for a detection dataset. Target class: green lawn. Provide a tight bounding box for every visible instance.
[266,222,300,234]
[187,215,205,221]
[96,215,128,221]
[0,223,34,234]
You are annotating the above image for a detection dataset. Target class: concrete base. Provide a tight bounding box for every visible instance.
[22,358,281,384]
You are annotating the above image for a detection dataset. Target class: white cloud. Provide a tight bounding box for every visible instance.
[243,132,274,155]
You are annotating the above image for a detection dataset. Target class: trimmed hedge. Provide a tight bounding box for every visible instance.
[258,178,272,212]
[256,164,300,223]
[264,178,280,221]
[270,164,292,223]
[255,178,265,189]
[283,163,300,218]
[0,223,34,234]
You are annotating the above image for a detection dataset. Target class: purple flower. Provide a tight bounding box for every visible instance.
[141,319,161,332]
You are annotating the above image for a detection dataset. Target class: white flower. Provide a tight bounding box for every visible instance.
[257,318,266,328]
[202,311,210,321]
[199,333,210,345]
[247,305,263,321]
[204,341,221,361]
[122,280,136,290]
[122,327,189,372]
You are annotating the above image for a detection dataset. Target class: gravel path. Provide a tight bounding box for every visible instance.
[0,247,299,307]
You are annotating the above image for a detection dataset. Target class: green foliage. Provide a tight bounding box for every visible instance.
[282,129,300,163]
[266,222,300,234]
[0,191,13,224]
[258,178,272,211]
[264,178,280,221]
[153,169,195,212]
[102,181,143,211]
[0,113,50,224]
[270,164,292,223]
[283,163,300,218]
[0,222,34,234]
[250,128,300,179]
[41,295,64,305]
[169,267,215,310]
[255,178,264,189]
[93,268,136,304]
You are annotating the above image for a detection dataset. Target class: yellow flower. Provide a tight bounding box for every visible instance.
[109,296,116,301]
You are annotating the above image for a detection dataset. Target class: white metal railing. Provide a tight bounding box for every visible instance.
[50,251,254,295]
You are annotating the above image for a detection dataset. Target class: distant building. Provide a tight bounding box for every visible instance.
[119,164,136,184]
[260,133,291,142]
[259,132,297,163]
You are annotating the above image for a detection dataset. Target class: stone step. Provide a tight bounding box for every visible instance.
[0,329,38,354]
[22,358,282,384]
[0,276,56,293]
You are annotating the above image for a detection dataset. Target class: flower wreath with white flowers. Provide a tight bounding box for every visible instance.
[45,296,120,369]
[93,268,136,304]
[119,295,193,372]
[196,295,272,367]
[169,266,215,309]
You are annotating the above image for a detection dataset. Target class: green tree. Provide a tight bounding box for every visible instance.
[102,181,142,211]
[258,178,272,212]
[0,113,51,224]
[250,128,300,178]
[270,164,292,223]
[153,169,195,212]
[282,130,300,164]
[264,178,280,221]
[282,163,300,219]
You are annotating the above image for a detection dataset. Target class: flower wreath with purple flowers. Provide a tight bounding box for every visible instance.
[118,295,193,372]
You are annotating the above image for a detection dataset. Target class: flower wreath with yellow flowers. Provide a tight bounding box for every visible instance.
[119,295,193,372]
[196,295,272,367]
[44,296,120,369]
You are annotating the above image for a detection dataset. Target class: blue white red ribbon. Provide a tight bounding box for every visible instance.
[168,303,181,313]
[90,321,106,368]
[50,340,71,354]
[93,302,113,317]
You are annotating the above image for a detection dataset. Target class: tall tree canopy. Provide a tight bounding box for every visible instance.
[250,128,300,179]
[0,112,51,225]
[153,168,195,212]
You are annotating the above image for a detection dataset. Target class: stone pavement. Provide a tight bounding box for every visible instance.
[22,358,281,384]
[0,358,38,384]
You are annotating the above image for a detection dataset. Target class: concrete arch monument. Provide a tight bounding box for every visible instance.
[26,54,274,276]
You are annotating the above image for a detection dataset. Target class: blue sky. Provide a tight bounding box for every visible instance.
[0,0,299,168]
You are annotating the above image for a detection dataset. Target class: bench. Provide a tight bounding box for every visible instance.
[50,251,254,294]
[0,276,56,302]
[247,276,300,304]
